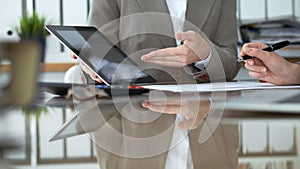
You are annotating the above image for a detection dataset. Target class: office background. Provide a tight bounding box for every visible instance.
[0,0,300,169]
[0,0,300,63]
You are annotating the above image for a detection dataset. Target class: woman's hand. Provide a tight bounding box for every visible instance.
[71,54,103,83]
[240,42,300,85]
[141,31,211,67]
[142,94,211,130]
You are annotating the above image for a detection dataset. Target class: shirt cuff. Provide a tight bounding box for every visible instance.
[193,50,212,71]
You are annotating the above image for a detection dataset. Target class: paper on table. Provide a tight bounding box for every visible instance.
[142,81,300,92]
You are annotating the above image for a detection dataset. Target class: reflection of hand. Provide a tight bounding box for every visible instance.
[239,43,300,85]
[142,99,211,130]
[141,31,211,67]
[70,54,103,83]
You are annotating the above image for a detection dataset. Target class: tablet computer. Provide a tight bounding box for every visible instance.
[45,25,156,86]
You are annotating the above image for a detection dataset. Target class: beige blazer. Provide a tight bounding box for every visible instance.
[88,0,240,83]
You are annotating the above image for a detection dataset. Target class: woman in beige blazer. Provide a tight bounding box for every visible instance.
[87,0,240,83]
[87,1,239,169]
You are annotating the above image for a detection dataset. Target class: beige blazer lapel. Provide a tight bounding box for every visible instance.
[135,0,176,48]
[185,0,217,30]
[136,0,169,13]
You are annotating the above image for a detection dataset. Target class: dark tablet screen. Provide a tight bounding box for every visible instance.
[45,25,156,85]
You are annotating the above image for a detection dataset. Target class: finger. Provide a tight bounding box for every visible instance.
[141,55,182,62]
[86,71,103,83]
[242,42,268,49]
[176,32,203,52]
[176,31,199,42]
[243,58,264,68]
[143,53,195,65]
[144,100,181,106]
[142,59,186,67]
[240,43,268,57]
[79,62,103,83]
[142,101,151,107]
[249,71,268,78]
[242,47,271,62]
[251,58,264,66]
[90,75,103,83]
[141,47,184,60]
[70,54,77,59]
[155,105,181,114]
[244,62,267,73]
[142,102,180,114]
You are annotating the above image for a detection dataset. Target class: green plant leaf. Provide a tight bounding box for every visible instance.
[15,10,50,40]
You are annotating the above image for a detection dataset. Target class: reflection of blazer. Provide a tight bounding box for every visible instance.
[92,101,239,169]
[88,0,240,82]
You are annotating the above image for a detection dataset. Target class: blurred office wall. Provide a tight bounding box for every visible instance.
[0,0,299,63]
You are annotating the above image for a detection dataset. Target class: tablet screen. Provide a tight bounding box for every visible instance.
[46,25,156,85]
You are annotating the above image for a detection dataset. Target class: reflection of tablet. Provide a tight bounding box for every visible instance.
[39,82,150,96]
[49,95,148,141]
[45,25,156,86]
[39,82,74,96]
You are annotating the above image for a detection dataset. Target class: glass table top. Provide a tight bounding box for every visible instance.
[1,87,300,169]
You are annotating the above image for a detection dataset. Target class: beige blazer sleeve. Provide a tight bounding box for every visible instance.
[184,0,239,81]
[211,0,239,81]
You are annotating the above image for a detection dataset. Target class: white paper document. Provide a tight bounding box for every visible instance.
[142,81,300,92]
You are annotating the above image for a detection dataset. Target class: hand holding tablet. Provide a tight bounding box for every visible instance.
[46,25,156,86]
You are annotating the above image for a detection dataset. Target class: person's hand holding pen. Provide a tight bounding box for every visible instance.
[239,41,300,85]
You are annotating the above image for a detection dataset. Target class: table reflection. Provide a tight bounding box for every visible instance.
[142,91,211,130]
[37,87,300,168]
[64,89,239,169]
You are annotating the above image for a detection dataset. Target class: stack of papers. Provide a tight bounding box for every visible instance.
[142,81,300,92]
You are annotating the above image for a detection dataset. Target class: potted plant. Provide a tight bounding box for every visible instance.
[15,11,50,62]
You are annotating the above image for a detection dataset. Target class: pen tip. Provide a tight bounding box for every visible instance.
[237,58,244,62]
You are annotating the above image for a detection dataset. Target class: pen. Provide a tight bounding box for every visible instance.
[237,40,290,62]
[95,85,110,89]
[95,85,144,89]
